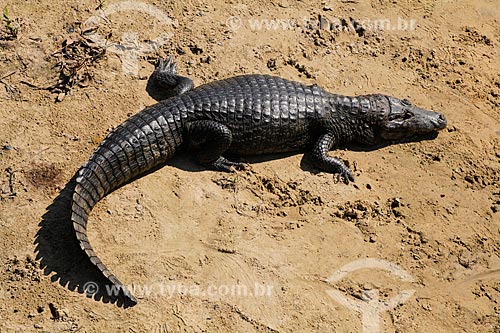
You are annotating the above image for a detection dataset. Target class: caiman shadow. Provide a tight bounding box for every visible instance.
[346,131,439,152]
[34,176,135,308]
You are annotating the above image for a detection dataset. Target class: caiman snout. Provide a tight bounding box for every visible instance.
[433,113,447,130]
[422,108,447,131]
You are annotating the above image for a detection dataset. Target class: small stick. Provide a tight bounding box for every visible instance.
[0,70,16,82]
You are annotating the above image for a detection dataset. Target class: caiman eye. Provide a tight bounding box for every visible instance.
[388,113,400,121]
[388,110,413,121]
[402,99,412,106]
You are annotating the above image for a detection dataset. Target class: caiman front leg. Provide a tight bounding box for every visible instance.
[310,132,355,184]
[186,120,246,172]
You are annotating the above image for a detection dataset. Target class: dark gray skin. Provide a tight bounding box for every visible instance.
[71,57,447,305]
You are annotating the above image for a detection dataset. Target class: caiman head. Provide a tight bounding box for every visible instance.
[358,95,447,145]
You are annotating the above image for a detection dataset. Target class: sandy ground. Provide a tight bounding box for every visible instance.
[0,0,499,332]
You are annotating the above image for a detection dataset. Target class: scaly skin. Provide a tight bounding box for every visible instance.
[71,57,447,305]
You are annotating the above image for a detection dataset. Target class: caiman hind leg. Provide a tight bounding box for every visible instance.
[310,132,355,184]
[186,120,246,172]
[149,56,194,96]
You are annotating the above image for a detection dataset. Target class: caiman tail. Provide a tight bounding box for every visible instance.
[71,104,184,305]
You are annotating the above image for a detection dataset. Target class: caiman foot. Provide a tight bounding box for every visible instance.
[151,56,194,95]
[333,165,355,185]
[207,157,246,172]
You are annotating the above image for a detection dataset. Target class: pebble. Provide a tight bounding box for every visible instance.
[464,175,474,184]
[56,92,66,102]
[391,197,402,208]
[362,283,375,290]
